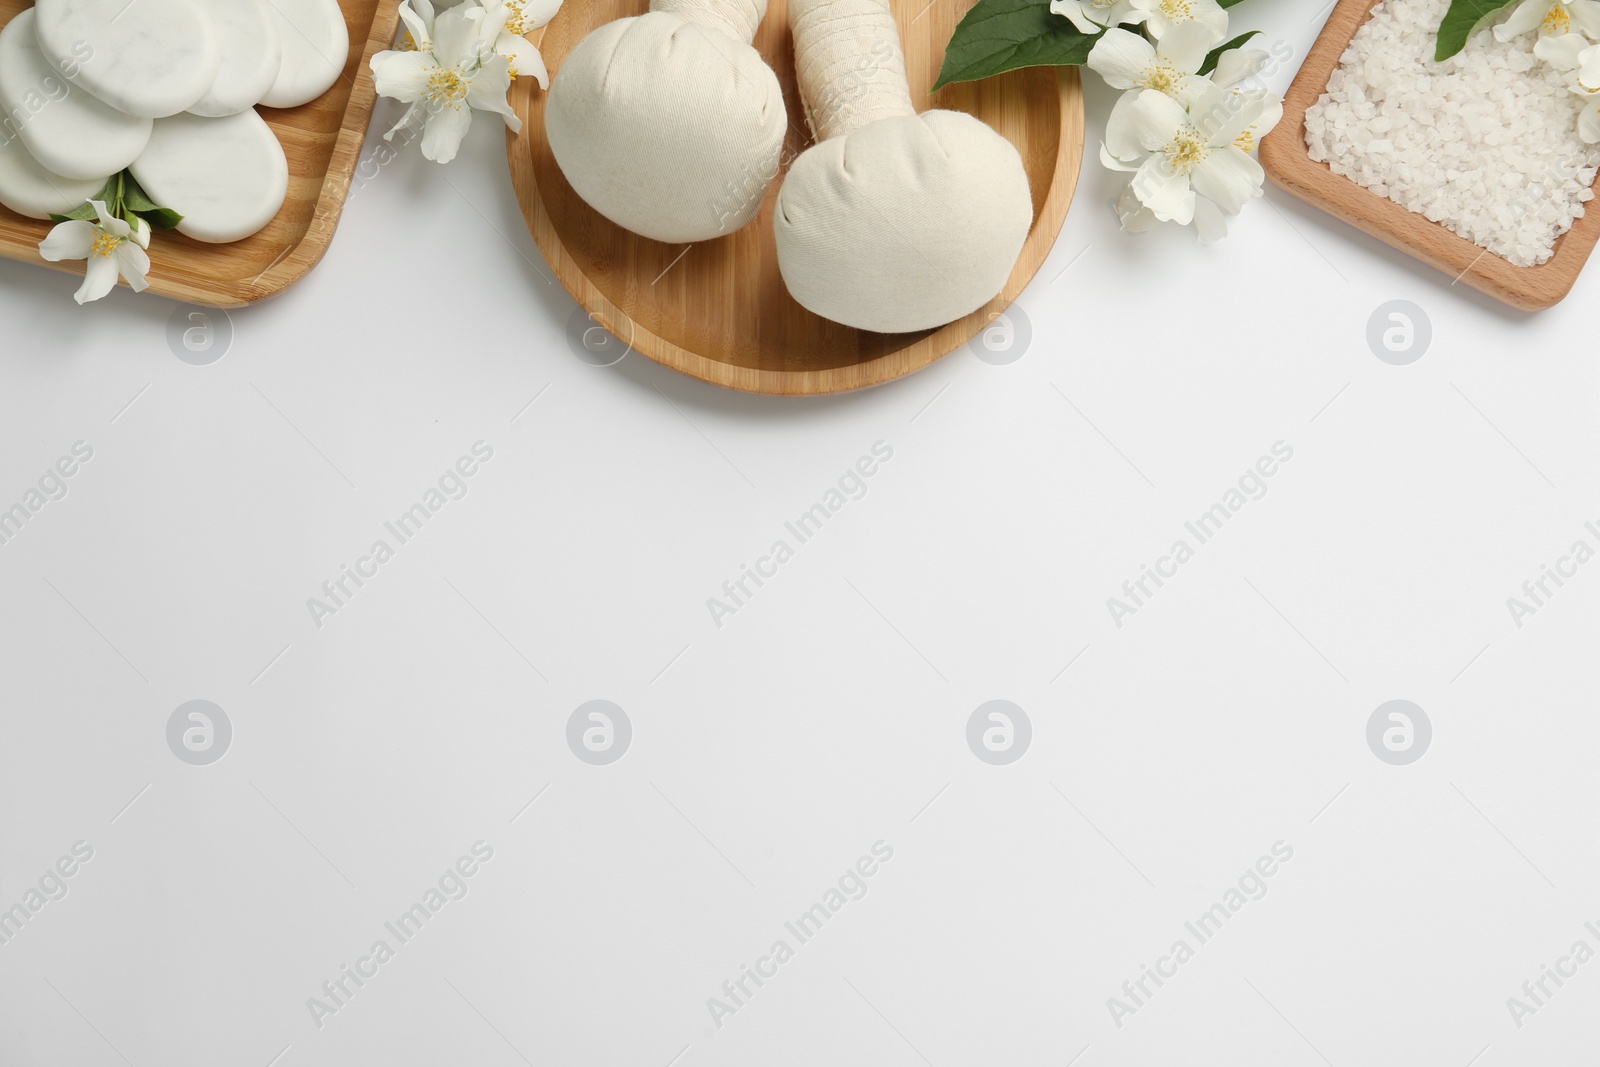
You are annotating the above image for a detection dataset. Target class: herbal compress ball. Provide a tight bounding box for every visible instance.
[544,0,788,243]
[775,0,1033,333]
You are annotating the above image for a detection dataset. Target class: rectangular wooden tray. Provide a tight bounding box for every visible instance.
[1259,0,1600,310]
[0,0,399,307]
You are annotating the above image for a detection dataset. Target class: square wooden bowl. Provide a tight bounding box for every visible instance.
[0,0,399,307]
[1260,0,1600,310]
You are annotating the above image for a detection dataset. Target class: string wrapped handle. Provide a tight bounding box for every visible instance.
[789,0,916,141]
[650,0,769,43]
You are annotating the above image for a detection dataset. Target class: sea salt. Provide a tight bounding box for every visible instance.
[1304,0,1600,266]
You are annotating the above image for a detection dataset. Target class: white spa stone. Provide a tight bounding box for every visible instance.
[190,0,284,117]
[130,110,288,242]
[258,0,348,109]
[0,10,152,181]
[34,0,221,118]
[0,129,105,219]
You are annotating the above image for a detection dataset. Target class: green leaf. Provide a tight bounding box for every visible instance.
[1197,29,1260,75]
[1435,0,1515,59]
[45,170,181,229]
[1218,0,1250,7]
[47,202,100,224]
[120,172,161,213]
[134,206,184,230]
[50,175,119,222]
[933,0,1103,89]
[111,171,182,228]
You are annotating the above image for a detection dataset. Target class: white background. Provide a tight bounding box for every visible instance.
[2,1,1598,1063]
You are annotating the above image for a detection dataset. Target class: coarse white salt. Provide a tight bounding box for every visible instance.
[1304,0,1600,266]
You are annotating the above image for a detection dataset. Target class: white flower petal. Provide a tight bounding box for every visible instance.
[1055,0,1146,31]
[475,1,513,43]
[1171,73,1215,110]
[1158,20,1216,74]
[1536,30,1587,66]
[1194,1,1230,41]
[467,52,520,127]
[90,199,127,237]
[1115,182,1162,231]
[383,102,425,141]
[1088,28,1157,89]
[1194,86,1267,146]
[1125,88,1192,150]
[1253,92,1284,140]
[1182,77,1228,120]
[38,219,96,261]
[519,0,563,30]
[116,242,150,291]
[74,253,118,304]
[397,0,432,49]
[1569,0,1600,35]
[1191,146,1262,212]
[1212,46,1269,87]
[496,32,545,85]
[372,51,435,102]
[1051,0,1104,34]
[1495,0,1550,40]
[1579,98,1600,141]
[1577,42,1600,87]
[1132,155,1195,223]
[1100,141,1141,171]
[420,103,473,162]
[1104,90,1149,159]
[1113,2,1153,26]
[519,45,549,89]
[433,3,487,66]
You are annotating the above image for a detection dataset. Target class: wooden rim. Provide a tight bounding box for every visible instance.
[0,0,398,308]
[1260,0,1600,311]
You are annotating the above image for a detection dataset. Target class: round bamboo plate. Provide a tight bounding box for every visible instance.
[507,0,1083,395]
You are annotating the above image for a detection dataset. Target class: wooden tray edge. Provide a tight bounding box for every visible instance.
[200,0,400,308]
[0,0,399,309]
[1259,0,1597,311]
[508,57,1085,396]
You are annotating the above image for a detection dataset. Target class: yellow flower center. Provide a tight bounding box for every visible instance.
[1165,128,1209,173]
[1143,60,1180,94]
[425,67,468,107]
[1161,0,1194,21]
[503,53,520,79]
[504,0,530,35]
[91,230,121,258]
[397,30,417,51]
[1235,126,1257,152]
[1543,3,1571,32]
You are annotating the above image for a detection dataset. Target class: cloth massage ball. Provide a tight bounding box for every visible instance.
[774,0,1034,333]
[545,0,788,243]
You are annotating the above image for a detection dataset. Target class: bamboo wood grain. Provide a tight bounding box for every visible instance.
[1260,0,1600,310]
[507,0,1085,395]
[0,0,399,307]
